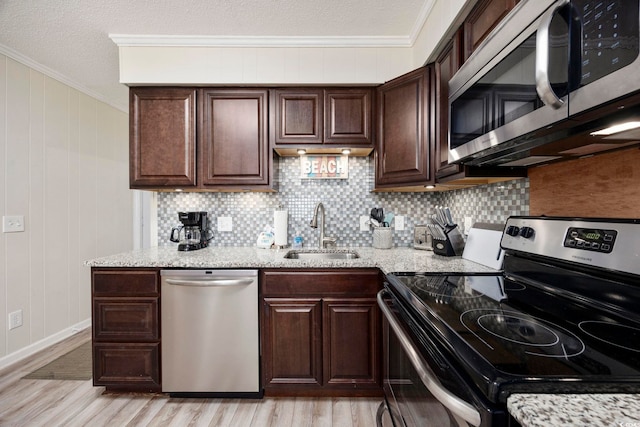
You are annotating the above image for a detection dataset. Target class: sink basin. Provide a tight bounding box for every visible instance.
[284,249,360,260]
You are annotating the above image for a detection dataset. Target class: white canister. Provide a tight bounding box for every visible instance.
[373,228,393,249]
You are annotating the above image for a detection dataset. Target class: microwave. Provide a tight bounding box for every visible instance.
[448,0,640,167]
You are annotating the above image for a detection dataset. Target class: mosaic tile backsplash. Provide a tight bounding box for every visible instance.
[157,156,529,248]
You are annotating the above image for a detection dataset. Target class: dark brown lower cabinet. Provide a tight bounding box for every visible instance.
[93,343,160,389]
[263,298,323,388]
[91,268,161,392]
[261,269,382,397]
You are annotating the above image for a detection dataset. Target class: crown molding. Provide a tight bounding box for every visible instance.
[409,0,436,44]
[109,34,413,48]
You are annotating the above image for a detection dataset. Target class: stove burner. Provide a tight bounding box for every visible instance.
[578,321,640,353]
[461,309,586,359]
[477,314,560,347]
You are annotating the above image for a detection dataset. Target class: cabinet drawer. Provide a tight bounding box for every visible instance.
[93,343,160,390]
[92,270,159,296]
[93,298,159,341]
[261,269,380,297]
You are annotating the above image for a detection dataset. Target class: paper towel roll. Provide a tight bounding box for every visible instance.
[274,209,288,247]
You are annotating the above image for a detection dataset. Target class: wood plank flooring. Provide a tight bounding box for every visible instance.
[0,328,383,426]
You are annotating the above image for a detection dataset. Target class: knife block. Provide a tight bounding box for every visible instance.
[432,226,465,256]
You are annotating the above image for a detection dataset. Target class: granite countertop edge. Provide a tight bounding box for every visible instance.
[84,245,500,275]
[507,393,640,427]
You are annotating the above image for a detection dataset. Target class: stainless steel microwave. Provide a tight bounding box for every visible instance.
[448,0,640,167]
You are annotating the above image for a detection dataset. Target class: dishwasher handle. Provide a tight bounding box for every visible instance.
[164,278,255,287]
[377,289,482,427]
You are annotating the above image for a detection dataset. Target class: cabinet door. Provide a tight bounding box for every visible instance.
[323,299,380,388]
[463,0,519,61]
[93,343,161,391]
[199,89,270,186]
[93,298,159,342]
[129,87,197,188]
[435,34,464,179]
[376,67,434,188]
[273,89,323,144]
[262,298,323,388]
[324,89,373,145]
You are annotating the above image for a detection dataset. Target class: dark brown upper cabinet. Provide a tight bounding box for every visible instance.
[324,89,373,145]
[199,89,271,188]
[375,66,434,189]
[435,33,463,179]
[129,87,274,191]
[273,89,323,145]
[272,88,374,154]
[129,87,197,188]
[463,0,519,62]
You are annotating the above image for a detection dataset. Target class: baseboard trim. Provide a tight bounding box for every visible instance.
[0,319,92,371]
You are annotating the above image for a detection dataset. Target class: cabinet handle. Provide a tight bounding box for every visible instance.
[377,290,481,427]
[164,278,254,287]
[535,0,569,109]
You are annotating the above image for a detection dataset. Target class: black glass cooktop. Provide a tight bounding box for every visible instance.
[387,270,640,402]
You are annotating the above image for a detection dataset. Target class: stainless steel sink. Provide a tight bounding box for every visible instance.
[284,249,360,260]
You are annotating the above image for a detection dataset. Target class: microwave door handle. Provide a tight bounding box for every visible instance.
[377,290,482,427]
[535,0,569,109]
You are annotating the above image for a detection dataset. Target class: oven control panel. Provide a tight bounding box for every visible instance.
[563,227,617,253]
[501,216,640,276]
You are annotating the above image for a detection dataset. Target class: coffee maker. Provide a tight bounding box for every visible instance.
[170,211,213,251]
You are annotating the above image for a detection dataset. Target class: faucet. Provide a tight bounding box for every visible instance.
[309,202,337,248]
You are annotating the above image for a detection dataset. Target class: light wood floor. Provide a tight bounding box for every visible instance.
[0,328,383,426]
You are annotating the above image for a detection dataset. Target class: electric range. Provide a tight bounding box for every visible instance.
[378,216,640,427]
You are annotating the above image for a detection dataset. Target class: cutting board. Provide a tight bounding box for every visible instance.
[462,225,504,270]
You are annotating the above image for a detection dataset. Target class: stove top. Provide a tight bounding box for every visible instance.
[388,270,640,402]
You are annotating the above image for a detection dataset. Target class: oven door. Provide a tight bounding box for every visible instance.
[377,289,483,427]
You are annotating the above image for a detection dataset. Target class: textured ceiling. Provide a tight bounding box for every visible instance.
[0,0,429,111]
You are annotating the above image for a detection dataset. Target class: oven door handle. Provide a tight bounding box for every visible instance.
[377,290,482,427]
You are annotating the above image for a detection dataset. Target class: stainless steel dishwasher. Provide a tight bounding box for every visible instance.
[161,269,261,397]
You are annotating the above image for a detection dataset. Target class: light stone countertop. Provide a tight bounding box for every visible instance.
[507,393,640,427]
[85,245,499,275]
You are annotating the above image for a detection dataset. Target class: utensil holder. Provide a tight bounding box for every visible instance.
[373,228,393,249]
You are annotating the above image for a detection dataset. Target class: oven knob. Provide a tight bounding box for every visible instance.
[506,225,520,236]
[519,226,535,239]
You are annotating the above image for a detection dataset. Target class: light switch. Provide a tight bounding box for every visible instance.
[3,215,25,233]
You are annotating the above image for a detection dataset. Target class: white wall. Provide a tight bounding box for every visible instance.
[0,54,132,364]
[117,45,414,85]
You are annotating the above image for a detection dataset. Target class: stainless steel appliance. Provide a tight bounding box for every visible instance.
[169,211,213,251]
[377,216,640,426]
[413,225,432,250]
[449,0,640,167]
[161,269,262,397]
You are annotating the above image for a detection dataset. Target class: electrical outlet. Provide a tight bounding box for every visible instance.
[395,215,405,231]
[8,310,22,330]
[3,215,25,233]
[359,215,370,232]
[217,216,233,232]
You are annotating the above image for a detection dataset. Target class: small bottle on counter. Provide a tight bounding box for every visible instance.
[293,229,304,248]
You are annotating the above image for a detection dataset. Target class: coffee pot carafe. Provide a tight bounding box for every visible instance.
[169,211,213,251]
